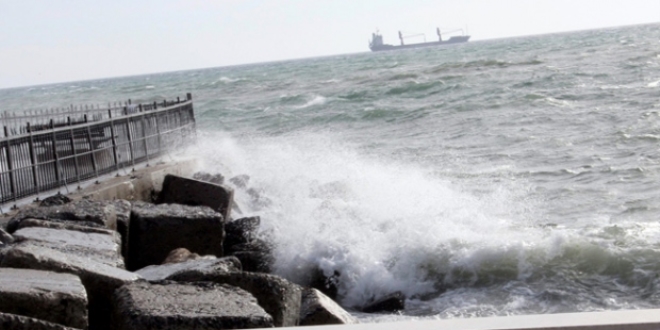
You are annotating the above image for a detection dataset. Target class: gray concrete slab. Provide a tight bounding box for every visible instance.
[158,174,234,221]
[136,256,240,282]
[0,312,79,330]
[113,281,274,330]
[0,268,88,329]
[127,202,225,270]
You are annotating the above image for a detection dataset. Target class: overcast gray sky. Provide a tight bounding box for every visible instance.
[1,0,659,89]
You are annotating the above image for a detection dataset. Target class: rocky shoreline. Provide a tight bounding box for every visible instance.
[0,163,402,329]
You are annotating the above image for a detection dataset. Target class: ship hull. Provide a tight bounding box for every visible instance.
[370,35,470,52]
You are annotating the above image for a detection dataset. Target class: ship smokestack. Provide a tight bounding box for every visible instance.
[437,27,442,41]
[399,31,404,45]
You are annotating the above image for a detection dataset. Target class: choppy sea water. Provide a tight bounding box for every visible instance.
[3,23,660,322]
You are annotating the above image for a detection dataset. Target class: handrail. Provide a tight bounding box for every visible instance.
[0,94,196,206]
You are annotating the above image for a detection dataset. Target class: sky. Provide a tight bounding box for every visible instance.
[1,0,659,89]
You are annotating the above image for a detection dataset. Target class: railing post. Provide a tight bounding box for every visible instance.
[84,115,99,178]
[4,126,16,202]
[69,127,81,187]
[126,117,136,168]
[108,109,119,170]
[27,123,40,197]
[187,93,192,101]
[141,115,150,164]
[50,119,61,188]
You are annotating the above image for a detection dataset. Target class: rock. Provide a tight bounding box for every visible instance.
[300,288,357,326]
[12,227,124,268]
[127,202,225,271]
[111,200,132,261]
[172,271,301,327]
[224,216,261,252]
[0,228,13,246]
[310,268,340,301]
[6,199,118,233]
[0,268,88,329]
[228,238,272,255]
[39,193,72,207]
[0,312,79,330]
[1,243,141,330]
[232,251,273,273]
[113,281,274,330]
[158,174,234,221]
[229,174,250,188]
[13,218,119,236]
[162,247,201,264]
[193,171,225,185]
[137,256,242,282]
[361,291,405,314]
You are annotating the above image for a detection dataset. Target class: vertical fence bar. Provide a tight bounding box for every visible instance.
[50,120,61,188]
[5,127,16,202]
[27,124,40,197]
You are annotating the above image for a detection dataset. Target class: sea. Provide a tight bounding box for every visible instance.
[2,23,660,322]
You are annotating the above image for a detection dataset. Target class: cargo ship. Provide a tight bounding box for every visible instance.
[369,28,470,52]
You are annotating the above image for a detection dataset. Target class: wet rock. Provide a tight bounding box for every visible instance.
[229,174,250,188]
[158,174,234,221]
[310,268,340,301]
[127,202,225,271]
[137,256,242,282]
[193,171,225,185]
[39,193,72,207]
[228,238,272,255]
[361,291,405,314]
[12,227,123,268]
[113,281,274,330]
[1,243,141,330]
[172,271,301,327]
[224,216,261,252]
[0,228,13,246]
[300,287,357,326]
[0,312,79,330]
[232,251,273,273]
[6,199,118,233]
[0,268,88,329]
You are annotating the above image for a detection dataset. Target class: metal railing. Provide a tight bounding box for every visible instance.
[0,93,196,205]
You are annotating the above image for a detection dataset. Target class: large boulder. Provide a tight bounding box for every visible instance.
[113,281,274,330]
[224,216,261,254]
[0,268,88,329]
[172,271,301,327]
[127,202,225,271]
[0,244,142,330]
[6,199,118,233]
[136,256,242,282]
[158,174,234,221]
[12,226,124,268]
[0,312,79,330]
[299,287,357,326]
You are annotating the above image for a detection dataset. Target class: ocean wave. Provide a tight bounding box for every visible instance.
[385,81,445,96]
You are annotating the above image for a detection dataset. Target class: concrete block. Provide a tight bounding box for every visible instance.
[1,243,141,330]
[113,281,274,330]
[224,216,261,253]
[6,199,118,233]
[158,174,234,221]
[0,268,88,329]
[127,202,225,271]
[0,312,79,330]
[12,226,123,268]
[137,256,241,282]
[172,271,301,327]
[300,288,357,326]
